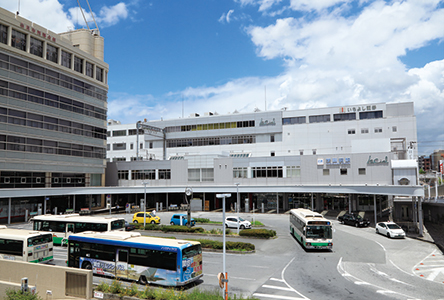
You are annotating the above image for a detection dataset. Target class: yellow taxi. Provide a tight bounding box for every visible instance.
[132,211,160,224]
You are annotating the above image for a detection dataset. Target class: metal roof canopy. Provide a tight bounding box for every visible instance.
[0,184,424,199]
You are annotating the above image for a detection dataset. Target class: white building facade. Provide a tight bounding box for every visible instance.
[106,102,422,217]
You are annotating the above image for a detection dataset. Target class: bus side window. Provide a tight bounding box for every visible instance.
[67,224,74,233]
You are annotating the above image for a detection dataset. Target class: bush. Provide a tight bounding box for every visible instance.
[109,280,123,294]
[194,218,210,223]
[5,289,42,300]
[196,239,255,251]
[143,223,162,230]
[239,229,276,239]
[161,225,205,233]
[96,281,110,293]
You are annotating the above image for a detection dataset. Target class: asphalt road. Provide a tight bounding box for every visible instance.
[11,211,444,299]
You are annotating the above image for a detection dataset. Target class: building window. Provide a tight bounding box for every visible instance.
[270,135,275,142]
[323,169,330,176]
[96,67,103,82]
[233,167,247,178]
[11,30,26,51]
[312,149,317,155]
[117,170,128,180]
[74,56,83,73]
[188,169,200,182]
[0,24,7,44]
[130,143,133,150]
[112,143,126,151]
[392,126,397,132]
[112,130,126,137]
[86,62,93,78]
[158,169,171,180]
[309,114,330,123]
[282,116,306,125]
[61,50,71,68]
[340,168,347,175]
[361,128,369,134]
[271,151,275,156]
[202,168,214,181]
[358,168,366,175]
[333,112,356,121]
[46,44,58,63]
[286,166,301,178]
[30,37,43,57]
[149,142,153,149]
[374,128,382,133]
[252,166,283,178]
[348,129,356,134]
[300,150,303,155]
[140,143,143,149]
[360,111,383,119]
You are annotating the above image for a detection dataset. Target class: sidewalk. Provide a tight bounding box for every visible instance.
[407,225,435,244]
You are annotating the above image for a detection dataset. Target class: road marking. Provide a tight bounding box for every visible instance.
[270,278,284,282]
[262,284,294,291]
[426,267,444,281]
[337,257,415,299]
[252,293,306,300]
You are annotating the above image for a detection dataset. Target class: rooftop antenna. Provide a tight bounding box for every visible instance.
[77,0,100,35]
[16,0,20,15]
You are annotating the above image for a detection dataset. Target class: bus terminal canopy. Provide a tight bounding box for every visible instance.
[0,184,425,199]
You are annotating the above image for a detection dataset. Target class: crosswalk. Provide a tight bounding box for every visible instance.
[413,249,444,283]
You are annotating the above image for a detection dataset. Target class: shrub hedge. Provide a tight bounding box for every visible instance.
[239,229,276,238]
[197,239,255,251]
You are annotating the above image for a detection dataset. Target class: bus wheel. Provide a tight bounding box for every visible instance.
[82,262,92,270]
[138,276,147,285]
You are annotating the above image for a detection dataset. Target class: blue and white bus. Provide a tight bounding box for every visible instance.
[67,231,202,286]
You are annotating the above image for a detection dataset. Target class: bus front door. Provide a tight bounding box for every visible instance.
[64,223,74,246]
[116,249,128,279]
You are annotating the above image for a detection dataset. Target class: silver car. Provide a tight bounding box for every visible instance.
[376,222,406,238]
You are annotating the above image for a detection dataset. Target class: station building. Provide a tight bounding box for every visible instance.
[0,7,109,221]
[106,102,423,221]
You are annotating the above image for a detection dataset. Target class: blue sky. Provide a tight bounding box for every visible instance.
[0,0,443,156]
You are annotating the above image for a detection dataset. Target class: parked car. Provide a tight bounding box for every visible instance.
[338,213,370,227]
[376,222,406,238]
[125,221,136,231]
[132,212,160,224]
[225,216,251,229]
[170,213,195,226]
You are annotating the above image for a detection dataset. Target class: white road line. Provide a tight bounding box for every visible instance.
[389,259,415,277]
[252,293,305,300]
[426,267,444,281]
[280,257,310,299]
[270,278,284,282]
[262,284,294,291]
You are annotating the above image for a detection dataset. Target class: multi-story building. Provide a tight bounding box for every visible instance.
[0,7,109,220]
[106,102,423,221]
[418,155,431,172]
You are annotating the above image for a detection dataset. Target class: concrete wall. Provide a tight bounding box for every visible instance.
[0,260,93,299]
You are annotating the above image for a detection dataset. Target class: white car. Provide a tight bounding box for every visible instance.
[376,222,406,238]
[225,216,251,229]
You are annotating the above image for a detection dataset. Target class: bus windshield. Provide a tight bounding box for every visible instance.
[306,226,332,239]
[111,220,125,230]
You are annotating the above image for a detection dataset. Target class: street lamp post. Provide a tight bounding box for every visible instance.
[235,183,240,234]
[142,182,147,228]
[216,193,231,300]
[185,187,193,228]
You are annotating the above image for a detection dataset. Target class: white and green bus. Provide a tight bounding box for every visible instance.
[289,208,333,250]
[0,226,53,263]
[31,214,125,246]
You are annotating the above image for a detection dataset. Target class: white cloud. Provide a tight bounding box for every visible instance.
[96,3,129,27]
[219,9,235,23]
[0,0,75,33]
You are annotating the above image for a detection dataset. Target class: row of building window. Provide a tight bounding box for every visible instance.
[0,51,107,102]
[0,78,106,121]
[0,106,107,140]
[0,171,86,188]
[347,126,396,135]
[322,168,366,175]
[166,135,255,148]
[0,134,105,159]
[0,24,107,86]
[283,111,383,125]
[165,120,255,133]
